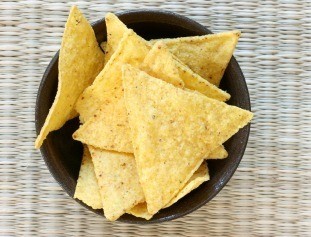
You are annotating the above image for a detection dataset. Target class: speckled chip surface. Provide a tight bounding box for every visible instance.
[123,65,253,214]
[89,147,145,221]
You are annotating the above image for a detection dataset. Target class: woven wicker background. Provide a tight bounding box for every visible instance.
[1,0,311,236]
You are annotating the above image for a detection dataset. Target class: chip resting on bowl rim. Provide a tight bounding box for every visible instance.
[34,6,105,149]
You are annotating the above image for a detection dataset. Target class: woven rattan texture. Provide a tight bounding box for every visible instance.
[1,0,311,236]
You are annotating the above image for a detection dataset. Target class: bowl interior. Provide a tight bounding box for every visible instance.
[36,10,251,224]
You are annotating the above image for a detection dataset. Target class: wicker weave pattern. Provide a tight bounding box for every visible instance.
[1,1,311,236]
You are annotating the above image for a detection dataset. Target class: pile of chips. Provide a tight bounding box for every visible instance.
[35,6,253,221]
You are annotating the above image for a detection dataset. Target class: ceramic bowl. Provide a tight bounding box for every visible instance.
[35,10,251,224]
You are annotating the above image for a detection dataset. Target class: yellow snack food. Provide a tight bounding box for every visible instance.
[122,65,253,214]
[100,13,239,87]
[105,12,129,62]
[74,146,102,209]
[165,162,209,208]
[74,30,150,153]
[35,6,105,148]
[155,30,241,86]
[141,42,185,88]
[141,41,230,101]
[74,150,215,220]
[41,9,250,222]
[128,162,209,220]
[127,203,153,220]
[89,147,145,221]
[73,39,228,157]
[207,145,228,159]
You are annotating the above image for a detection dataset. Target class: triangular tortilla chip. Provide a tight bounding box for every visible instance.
[105,12,128,63]
[74,39,227,157]
[122,65,253,214]
[102,13,239,87]
[165,162,209,208]
[127,203,153,220]
[142,41,230,101]
[141,42,184,88]
[73,116,226,157]
[206,145,228,159]
[89,147,145,221]
[35,6,105,148]
[128,162,209,219]
[74,149,215,220]
[154,31,240,86]
[74,30,150,153]
[74,146,102,209]
[73,102,133,153]
[75,31,149,121]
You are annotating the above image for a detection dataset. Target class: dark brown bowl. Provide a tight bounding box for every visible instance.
[35,10,251,224]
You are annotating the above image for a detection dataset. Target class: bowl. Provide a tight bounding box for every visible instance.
[35,10,251,224]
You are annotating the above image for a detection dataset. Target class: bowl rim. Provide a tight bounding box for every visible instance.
[35,9,251,224]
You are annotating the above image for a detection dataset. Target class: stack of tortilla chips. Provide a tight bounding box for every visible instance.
[35,6,253,221]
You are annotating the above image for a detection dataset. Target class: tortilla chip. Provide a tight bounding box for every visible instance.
[89,147,145,221]
[74,29,150,153]
[100,41,106,52]
[35,6,105,148]
[105,12,128,63]
[73,149,213,220]
[127,203,153,220]
[103,12,239,86]
[73,102,133,153]
[165,162,209,208]
[142,41,230,101]
[74,146,102,209]
[127,163,212,220]
[207,145,228,159]
[141,42,184,88]
[122,65,253,214]
[154,31,240,86]
[73,118,226,158]
[128,162,209,219]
